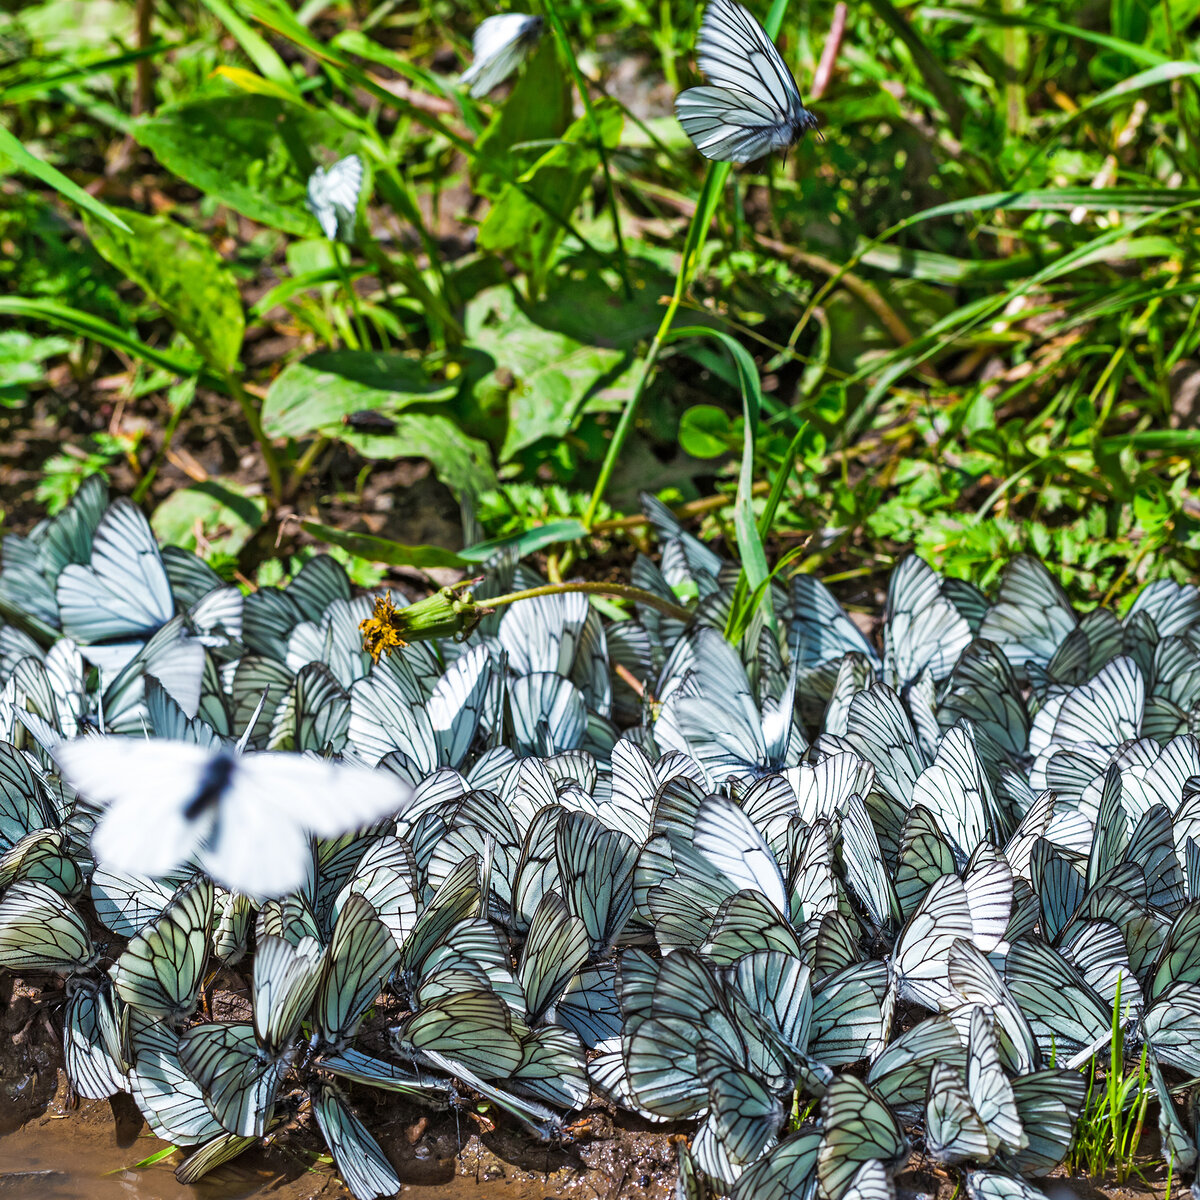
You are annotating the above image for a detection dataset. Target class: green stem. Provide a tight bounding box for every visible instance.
[332,246,372,349]
[286,436,328,501]
[582,0,794,529]
[485,581,692,624]
[540,0,632,297]
[229,374,283,505]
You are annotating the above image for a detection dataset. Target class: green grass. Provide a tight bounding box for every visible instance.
[1065,976,1154,1183]
[0,0,1196,603]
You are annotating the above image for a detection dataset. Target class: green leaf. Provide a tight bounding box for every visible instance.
[133,95,356,236]
[151,481,266,557]
[0,297,205,378]
[458,520,589,563]
[670,326,773,641]
[0,126,131,232]
[301,521,468,569]
[473,38,573,200]
[679,405,734,458]
[84,208,244,374]
[261,351,457,438]
[466,287,632,461]
[478,99,623,295]
[338,413,496,499]
[195,0,300,96]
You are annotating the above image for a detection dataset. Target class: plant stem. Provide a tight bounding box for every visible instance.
[582,0,794,529]
[229,374,283,505]
[484,581,692,624]
[332,247,372,350]
[286,436,328,501]
[540,0,632,298]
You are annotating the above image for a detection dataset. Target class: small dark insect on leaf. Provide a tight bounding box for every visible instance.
[342,410,397,434]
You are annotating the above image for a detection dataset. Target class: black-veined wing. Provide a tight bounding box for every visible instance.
[509,672,587,757]
[730,1129,821,1200]
[977,555,1077,676]
[699,1042,787,1167]
[882,555,971,690]
[693,794,788,913]
[64,980,126,1100]
[311,1081,400,1200]
[925,1061,989,1165]
[939,639,1030,759]
[998,1069,1086,1175]
[391,987,524,1080]
[1051,655,1144,750]
[113,876,212,1022]
[889,874,974,1011]
[817,1076,907,1200]
[866,1013,964,1117]
[808,960,888,1066]
[964,1006,1022,1153]
[967,1174,1053,1200]
[675,0,819,163]
[253,934,324,1055]
[128,1015,226,1144]
[947,939,1038,1074]
[0,877,95,973]
[55,499,173,658]
[518,891,589,1024]
[177,1022,290,1137]
[1144,979,1200,1076]
[556,810,637,957]
[314,893,399,1050]
[1004,937,1112,1056]
[555,962,622,1047]
[510,1022,589,1110]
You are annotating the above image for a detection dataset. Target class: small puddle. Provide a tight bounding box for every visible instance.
[0,1119,333,1200]
[0,1105,658,1200]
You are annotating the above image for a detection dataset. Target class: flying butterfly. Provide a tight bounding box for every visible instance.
[306,154,364,242]
[460,13,544,98]
[55,738,413,901]
[675,0,820,163]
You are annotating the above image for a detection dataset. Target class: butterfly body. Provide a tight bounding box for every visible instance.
[183,753,236,821]
[676,0,819,163]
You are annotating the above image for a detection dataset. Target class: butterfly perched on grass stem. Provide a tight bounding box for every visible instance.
[306,154,363,242]
[675,0,820,163]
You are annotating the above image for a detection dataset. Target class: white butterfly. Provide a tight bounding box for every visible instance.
[460,13,544,99]
[306,154,364,242]
[675,0,819,163]
[55,738,412,901]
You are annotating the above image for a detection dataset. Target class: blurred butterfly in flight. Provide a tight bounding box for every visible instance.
[675,0,820,163]
[56,738,412,901]
[306,154,364,242]
[461,13,544,98]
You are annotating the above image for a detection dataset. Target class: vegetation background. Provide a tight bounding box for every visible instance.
[1,0,1197,607]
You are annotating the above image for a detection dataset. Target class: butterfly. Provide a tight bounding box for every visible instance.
[460,13,544,98]
[675,0,820,163]
[306,154,364,242]
[54,738,413,901]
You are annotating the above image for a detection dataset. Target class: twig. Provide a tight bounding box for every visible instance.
[810,3,847,102]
